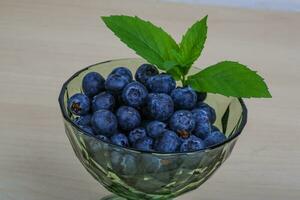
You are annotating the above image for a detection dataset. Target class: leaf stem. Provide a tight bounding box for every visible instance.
[181,76,186,86]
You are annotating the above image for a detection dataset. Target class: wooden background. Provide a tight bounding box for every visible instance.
[0,0,299,199]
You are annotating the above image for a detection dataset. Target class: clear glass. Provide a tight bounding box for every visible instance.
[58,58,247,200]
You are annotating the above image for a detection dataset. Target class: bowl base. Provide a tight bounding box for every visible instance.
[101,195,126,200]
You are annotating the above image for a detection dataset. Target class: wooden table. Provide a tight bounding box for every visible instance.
[0,0,299,199]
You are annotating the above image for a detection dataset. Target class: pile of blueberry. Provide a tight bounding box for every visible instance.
[67,64,226,153]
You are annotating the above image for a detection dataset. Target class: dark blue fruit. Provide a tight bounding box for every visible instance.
[197,92,207,102]
[91,109,118,137]
[111,67,133,82]
[180,135,205,152]
[169,110,195,137]
[146,74,176,94]
[170,87,197,109]
[92,92,115,111]
[147,93,174,121]
[67,93,90,115]
[128,127,147,144]
[134,137,153,151]
[146,121,166,138]
[135,64,159,85]
[95,134,110,142]
[110,152,137,175]
[195,102,216,123]
[82,72,105,97]
[141,155,162,173]
[116,106,141,131]
[111,133,129,147]
[211,125,220,132]
[122,81,148,108]
[154,130,180,153]
[192,109,211,139]
[80,125,95,135]
[105,74,130,94]
[204,131,226,147]
[74,114,91,126]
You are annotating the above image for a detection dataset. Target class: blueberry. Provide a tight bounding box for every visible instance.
[82,72,105,97]
[128,127,147,144]
[110,152,137,175]
[170,87,197,109]
[197,92,207,102]
[169,110,196,137]
[111,67,133,82]
[74,114,91,126]
[147,93,174,121]
[195,102,216,123]
[154,130,180,153]
[92,92,115,112]
[140,155,162,173]
[134,137,154,151]
[105,74,130,94]
[180,135,205,152]
[146,74,176,94]
[80,125,95,135]
[116,106,141,131]
[95,134,110,142]
[91,109,118,137]
[204,131,226,147]
[67,93,90,115]
[192,109,211,139]
[146,121,166,138]
[135,64,159,85]
[122,81,148,108]
[111,133,129,147]
[211,125,220,132]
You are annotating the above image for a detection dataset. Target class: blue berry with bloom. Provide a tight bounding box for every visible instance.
[116,106,141,131]
[105,73,130,94]
[154,130,180,153]
[92,92,115,111]
[74,114,92,126]
[128,127,147,144]
[146,121,166,138]
[192,109,211,139]
[146,74,176,94]
[135,64,159,85]
[80,125,95,136]
[67,93,90,115]
[122,81,148,108]
[195,102,216,123]
[204,131,226,147]
[111,67,133,82]
[169,110,196,137]
[180,135,205,152]
[82,72,105,97]
[147,93,174,121]
[91,109,118,137]
[171,87,197,109]
[111,133,129,147]
[134,137,154,151]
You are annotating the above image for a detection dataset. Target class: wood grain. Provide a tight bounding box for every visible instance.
[0,0,299,199]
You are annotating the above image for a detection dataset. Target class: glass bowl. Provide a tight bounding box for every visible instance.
[58,58,247,200]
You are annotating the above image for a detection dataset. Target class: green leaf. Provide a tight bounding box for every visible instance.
[101,15,180,71]
[179,15,208,74]
[187,61,272,98]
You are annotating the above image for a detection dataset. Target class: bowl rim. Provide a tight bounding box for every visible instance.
[58,58,248,155]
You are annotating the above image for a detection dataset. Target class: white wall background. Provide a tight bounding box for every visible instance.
[162,0,300,11]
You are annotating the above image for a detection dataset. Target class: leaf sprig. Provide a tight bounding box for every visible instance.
[101,15,271,98]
